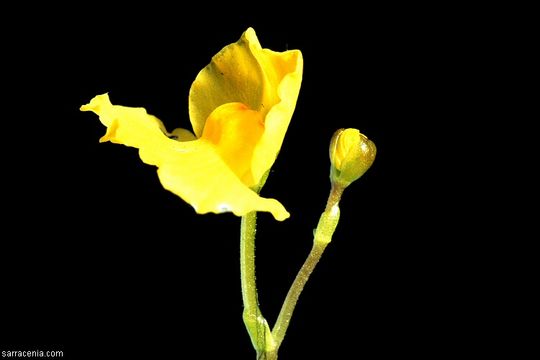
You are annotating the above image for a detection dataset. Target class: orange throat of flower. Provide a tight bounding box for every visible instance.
[201,102,264,187]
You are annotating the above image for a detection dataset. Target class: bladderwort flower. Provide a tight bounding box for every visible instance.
[81,28,303,221]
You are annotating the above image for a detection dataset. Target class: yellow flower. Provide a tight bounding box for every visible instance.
[80,28,303,221]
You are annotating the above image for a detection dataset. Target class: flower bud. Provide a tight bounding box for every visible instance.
[329,128,376,187]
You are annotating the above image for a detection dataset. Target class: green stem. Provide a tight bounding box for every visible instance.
[272,241,328,347]
[272,185,344,348]
[241,211,275,358]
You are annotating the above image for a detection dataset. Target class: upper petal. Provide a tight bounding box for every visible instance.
[80,94,290,221]
[189,28,303,183]
[251,48,303,183]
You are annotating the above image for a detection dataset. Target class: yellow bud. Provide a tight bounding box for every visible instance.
[329,128,376,187]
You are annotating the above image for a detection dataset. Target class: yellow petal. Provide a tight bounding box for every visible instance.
[201,102,264,187]
[157,140,290,221]
[79,93,168,149]
[252,48,303,182]
[169,127,197,141]
[80,94,290,221]
[189,27,303,184]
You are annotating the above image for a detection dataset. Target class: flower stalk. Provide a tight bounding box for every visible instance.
[269,128,376,355]
[240,211,276,357]
[272,184,343,350]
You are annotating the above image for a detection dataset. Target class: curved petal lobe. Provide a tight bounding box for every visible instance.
[80,94,290,221]
[201,102,264,187]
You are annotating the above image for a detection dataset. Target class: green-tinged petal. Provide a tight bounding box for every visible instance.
[189,28,303,184]
[329,128,377,187]
[80,94,290,221]
[189,28,264,138]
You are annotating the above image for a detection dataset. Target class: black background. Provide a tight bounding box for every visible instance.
[1,4,509,359]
